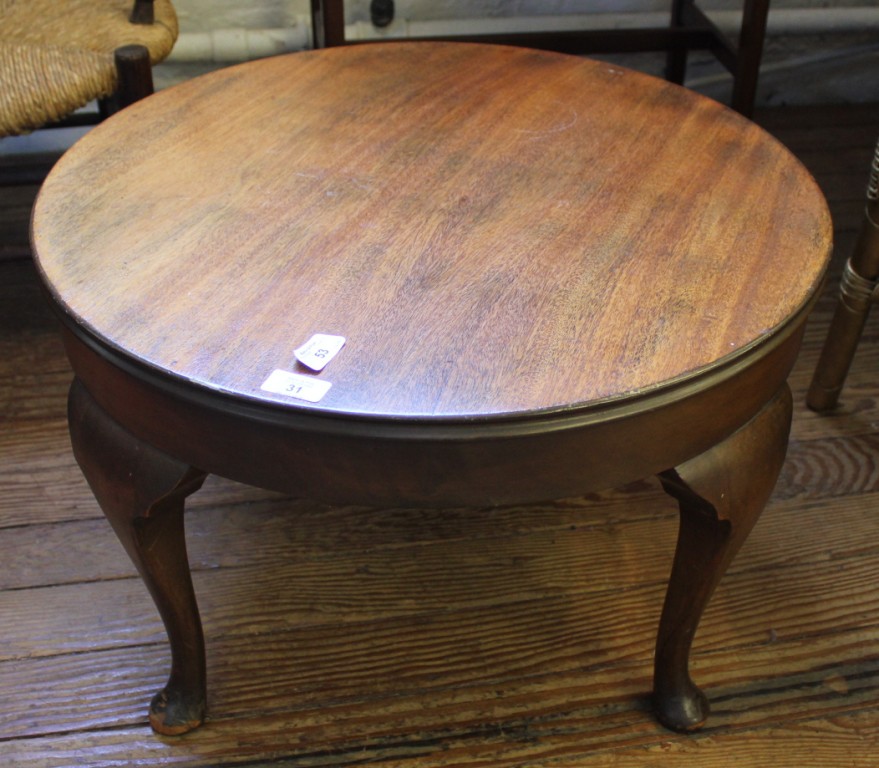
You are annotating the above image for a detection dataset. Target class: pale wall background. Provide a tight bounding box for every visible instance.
[4,1,874,159]
[172,0,877,28]
[158,0,879,107]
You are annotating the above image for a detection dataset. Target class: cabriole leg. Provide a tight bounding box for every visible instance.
[654,384,792,731]
[68,379,209,735]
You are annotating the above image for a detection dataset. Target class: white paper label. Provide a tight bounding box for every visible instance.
[294,333,346,371]
[261,369,332,403]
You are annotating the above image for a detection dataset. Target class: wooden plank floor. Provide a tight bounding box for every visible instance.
[2,102,879,767]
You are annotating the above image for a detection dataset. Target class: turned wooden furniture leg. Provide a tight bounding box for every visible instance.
[114,44,155,110]
[808,136,879,412]
[654,384,792,731]
[67,379,208,735]
[98,44,154,120]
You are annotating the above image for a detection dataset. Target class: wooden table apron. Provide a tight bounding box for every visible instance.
[60,310,807,509]
[30,43,833,738]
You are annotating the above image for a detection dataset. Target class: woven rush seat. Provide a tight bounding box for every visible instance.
[0,0,178,136]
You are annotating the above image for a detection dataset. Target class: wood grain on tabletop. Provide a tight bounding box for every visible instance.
[5,69,876,768]
[31,43,831,419]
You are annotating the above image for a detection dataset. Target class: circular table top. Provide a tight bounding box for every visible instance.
[33,43,831,421]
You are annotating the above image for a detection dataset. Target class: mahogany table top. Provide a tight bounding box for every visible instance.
[32,43,832,421]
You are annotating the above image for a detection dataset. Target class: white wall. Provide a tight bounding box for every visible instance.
[173,0,306,30]
[172,0,878,32]
[160,0,879,107]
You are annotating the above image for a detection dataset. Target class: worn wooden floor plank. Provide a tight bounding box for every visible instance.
[4,486,879,746]
[2,469,879,594]
[5,628,879,767]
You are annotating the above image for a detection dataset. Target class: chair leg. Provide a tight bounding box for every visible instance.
[311,0,346,48]
[114,44,155,110]
[807,137,879,412]
[729,0,770,117]
[98,44,154,117]
[664,0,689,85]
[806,255,879,411]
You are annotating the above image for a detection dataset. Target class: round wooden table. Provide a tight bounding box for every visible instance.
[32,43,831,736]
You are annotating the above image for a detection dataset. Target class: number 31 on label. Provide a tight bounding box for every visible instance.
[261,369,332,403]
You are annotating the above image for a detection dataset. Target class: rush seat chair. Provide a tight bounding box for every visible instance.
[0,0,178,138]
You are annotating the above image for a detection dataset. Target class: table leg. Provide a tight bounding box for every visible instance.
[67,379,209,735]
[653,384,792,731]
